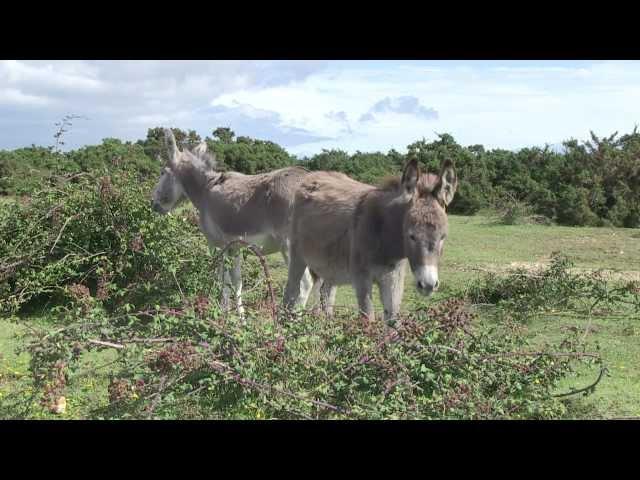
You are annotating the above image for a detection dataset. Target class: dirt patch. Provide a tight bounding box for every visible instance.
[453,260,640,283]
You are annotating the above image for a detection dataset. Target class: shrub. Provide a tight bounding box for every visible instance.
[466,253,640,321]
[0,170,223,314]
[14,295,599,420]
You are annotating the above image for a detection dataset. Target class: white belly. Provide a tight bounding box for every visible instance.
[199,215,281,254]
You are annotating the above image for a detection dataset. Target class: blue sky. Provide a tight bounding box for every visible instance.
[1,60,639,156]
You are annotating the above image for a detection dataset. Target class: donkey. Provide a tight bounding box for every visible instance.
[283,158,457,326]
[151,128,317,318]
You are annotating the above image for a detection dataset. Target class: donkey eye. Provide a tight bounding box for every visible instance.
[409,234,417,242]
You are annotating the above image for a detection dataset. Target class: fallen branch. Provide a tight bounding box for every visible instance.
[88,339,125,349]
[552,366,608,398]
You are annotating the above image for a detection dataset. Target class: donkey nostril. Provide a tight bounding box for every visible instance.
[434,280,440,290]
[418,280,426,289]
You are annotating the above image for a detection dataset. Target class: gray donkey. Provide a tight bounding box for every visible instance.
[151,128,316,318]
[283,158,457,325]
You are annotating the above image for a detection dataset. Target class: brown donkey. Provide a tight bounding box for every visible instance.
[283,158,457,325]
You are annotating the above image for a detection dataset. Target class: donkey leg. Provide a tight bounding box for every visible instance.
[319,283,338,317]
[279,244,314,308]
[217,254,232,313]
[377,264,406,327]
[230,252,245,321]
[308,273,325,314]
[297,268,315,307]
[353,276,374,322]
[283,246,308,312]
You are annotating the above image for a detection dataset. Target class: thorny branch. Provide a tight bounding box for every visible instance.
[217,239,278,323]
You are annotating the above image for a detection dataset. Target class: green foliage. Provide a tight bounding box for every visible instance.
[15,295,595,420]
[212,127,235,144]
[303,149,400,185]
[0,170,219,314]
[466,253,640,321]
[2,122,639,227]
[0,140,159,196]
[207,136,295,174]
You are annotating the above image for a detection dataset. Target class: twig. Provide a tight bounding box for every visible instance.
[553,367,608,398]
[88,339,125,349]
[49,214,80,254]
[479,351,600,361]
[128,337,176,344]
[172,270,184,299]
[0,259,27,272]
[218,240,278,323]
[146,375,168,418]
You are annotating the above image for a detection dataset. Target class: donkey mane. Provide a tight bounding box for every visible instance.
[378,172,441,197]
[181,147,217,173]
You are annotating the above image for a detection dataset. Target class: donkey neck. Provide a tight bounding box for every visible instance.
[175,163,209,211]
[366,190,411,264]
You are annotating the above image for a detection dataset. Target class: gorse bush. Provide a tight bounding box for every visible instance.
[4,124,639,227]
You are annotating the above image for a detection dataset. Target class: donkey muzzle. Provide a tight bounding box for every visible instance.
[414,265,439,295]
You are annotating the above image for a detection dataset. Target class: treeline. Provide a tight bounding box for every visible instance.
[1,126,639,228]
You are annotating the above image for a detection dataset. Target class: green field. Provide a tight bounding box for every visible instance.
[265,215,640,418]
[1,214,639,419]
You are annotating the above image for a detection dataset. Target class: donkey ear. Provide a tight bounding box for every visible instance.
[433,159,458,207]
[400,158,420,201]
[193,141,208,158]
[163,128,180,169]
[203,151,218,170]
[193,141,218,170]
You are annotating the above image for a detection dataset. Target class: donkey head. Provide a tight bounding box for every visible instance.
[150,128,217,214]
[400,158,457,296]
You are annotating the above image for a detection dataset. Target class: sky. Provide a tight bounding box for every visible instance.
[1,60,639,157]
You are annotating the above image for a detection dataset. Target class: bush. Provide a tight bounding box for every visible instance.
[555,186,601,227]
[466,253,640,321]
[14,295,598,420]
[0,170,221,314]
[4,125,640,228]
[0,175,607,420]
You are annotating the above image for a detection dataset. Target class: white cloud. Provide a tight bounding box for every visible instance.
[0,60,104,92]
[0,88,55,107]
[359,96,438,123]
[1,60,640,154]
[0,60,328,150]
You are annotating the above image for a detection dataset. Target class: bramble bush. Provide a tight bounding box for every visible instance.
[12,293,601,419]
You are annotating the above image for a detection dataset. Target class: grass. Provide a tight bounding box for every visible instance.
[1,214,639,419]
